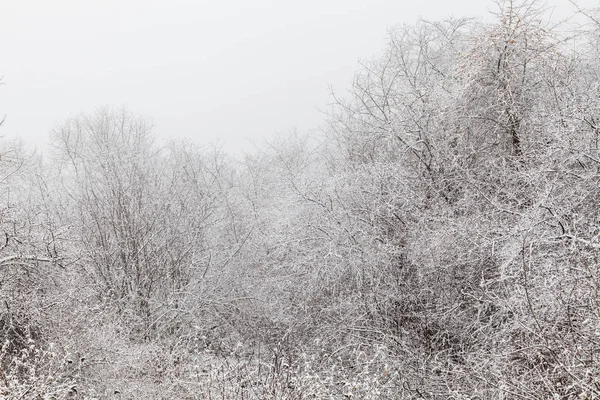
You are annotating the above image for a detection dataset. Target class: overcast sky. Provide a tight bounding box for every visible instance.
[0,0,586,155]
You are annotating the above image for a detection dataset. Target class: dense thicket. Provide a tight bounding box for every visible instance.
[0,1,599,398]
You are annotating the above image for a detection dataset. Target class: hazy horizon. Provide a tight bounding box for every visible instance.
[0,0,586,155]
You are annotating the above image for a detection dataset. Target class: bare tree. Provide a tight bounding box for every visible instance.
[50,108,228,340]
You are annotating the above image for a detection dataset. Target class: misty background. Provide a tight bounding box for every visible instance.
[0,0,582,155]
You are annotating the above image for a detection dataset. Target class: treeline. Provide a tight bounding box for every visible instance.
[0,0,599,398]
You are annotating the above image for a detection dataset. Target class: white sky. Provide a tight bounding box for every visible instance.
[0,0,588,155]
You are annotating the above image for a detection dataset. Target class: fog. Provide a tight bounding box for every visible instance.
[1,0,494,154]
